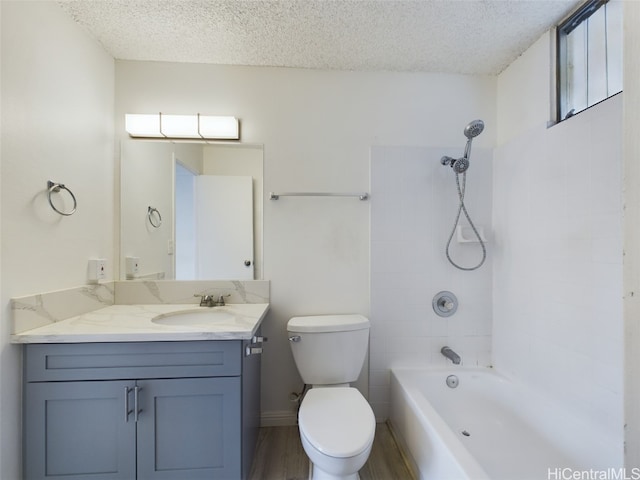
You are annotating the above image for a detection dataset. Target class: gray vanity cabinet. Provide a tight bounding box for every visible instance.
[23,340,261,480]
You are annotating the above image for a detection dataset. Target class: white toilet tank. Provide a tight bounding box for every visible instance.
[287,314,370,385]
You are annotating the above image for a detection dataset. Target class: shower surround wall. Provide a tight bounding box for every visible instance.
[493,95,624,457]
[370,146,493,420]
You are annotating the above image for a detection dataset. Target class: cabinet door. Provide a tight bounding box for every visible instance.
[24,381,136,480]
[136,377,241,480]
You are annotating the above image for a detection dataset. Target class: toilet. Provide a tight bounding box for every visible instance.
[287,314,376,480]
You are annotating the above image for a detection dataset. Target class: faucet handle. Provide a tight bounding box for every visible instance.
[216,294,231,306]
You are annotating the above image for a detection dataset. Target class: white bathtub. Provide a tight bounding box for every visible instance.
[389,367,620,480]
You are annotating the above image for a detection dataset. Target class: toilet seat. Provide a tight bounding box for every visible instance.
[299,387,375,459]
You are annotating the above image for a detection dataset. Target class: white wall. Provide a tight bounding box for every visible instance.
[370,146,493,419]
[623,0,640,469]
[175,143,203,175]
[0,2,114,477]
[120,141,174,279]
[495,30,623,464]
[115,61,496,422]
[497,34,554,146]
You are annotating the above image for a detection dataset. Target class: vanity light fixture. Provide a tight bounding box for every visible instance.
[125,113,240,140]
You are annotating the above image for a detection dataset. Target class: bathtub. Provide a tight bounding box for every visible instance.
[389,367,620,480]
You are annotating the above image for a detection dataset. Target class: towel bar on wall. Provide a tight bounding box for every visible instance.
[269,192,369,201]
[147,206,162,228]
[47,181,77,216]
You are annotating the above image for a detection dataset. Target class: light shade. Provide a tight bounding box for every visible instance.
[125,114,162,137]
[125,113,239,140]
[199,115,239,139]
[162,114,199,138]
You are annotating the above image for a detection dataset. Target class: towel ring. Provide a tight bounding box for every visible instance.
[47,181,77,216]
[147,206,162,228]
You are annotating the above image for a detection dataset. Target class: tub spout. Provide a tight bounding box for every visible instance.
[441,346,461,365]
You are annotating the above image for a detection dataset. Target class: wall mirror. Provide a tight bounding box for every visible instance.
[120,140,263,281]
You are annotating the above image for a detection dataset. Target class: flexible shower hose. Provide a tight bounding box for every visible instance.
[445,172,486,271]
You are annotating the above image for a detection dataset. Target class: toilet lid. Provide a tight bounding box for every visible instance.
[299,387,375,458]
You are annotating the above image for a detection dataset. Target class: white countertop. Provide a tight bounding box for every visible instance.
[11,303,270,343]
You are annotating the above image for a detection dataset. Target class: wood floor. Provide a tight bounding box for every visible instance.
[248,422,416,480]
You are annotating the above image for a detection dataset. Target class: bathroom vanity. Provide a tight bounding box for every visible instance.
[14,300,269,480]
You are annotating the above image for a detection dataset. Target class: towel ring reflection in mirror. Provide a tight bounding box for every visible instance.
[47,181,77,216]
[147,206,162,228]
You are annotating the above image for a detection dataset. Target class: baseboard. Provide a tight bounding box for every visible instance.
[260,410,298,427]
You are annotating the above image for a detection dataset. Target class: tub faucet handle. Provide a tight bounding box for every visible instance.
[432,291,458,317]
[440,299,454,310]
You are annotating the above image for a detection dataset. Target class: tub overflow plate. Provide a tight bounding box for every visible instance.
[446,375,459,388]
[432,291,458,317]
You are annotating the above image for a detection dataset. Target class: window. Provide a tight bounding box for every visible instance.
[557,0,622,121]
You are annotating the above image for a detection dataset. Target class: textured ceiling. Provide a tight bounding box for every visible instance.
[57,0,583,75]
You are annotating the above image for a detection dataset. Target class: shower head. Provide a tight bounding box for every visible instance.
[464,119,484,139]
[462,119,484,162]
[441,119,485,173]
[452,157,469,174]
[441,156,469,174]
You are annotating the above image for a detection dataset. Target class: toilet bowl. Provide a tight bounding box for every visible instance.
[287,314,375,480]
[298,387,375,480]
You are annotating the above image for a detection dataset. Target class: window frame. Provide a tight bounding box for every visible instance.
[555,0,620,123]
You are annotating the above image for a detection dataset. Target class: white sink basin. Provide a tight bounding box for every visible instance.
[152,308,236,326]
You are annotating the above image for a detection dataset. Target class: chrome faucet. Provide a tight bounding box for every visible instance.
[194,294,230,307]
[194,294,214,307]
[441,346,461,365]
